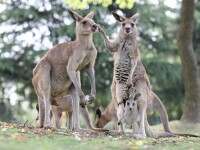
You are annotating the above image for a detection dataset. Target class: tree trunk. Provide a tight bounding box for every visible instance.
[177,0,200,123]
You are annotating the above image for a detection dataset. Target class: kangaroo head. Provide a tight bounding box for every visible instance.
[95,106,108,128]
[125,93,141,111]
[112,11,140,38]
[68,9,97,36]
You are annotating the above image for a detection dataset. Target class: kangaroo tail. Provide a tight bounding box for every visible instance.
[152,91,172,133]
[145,116,176,138]
[151,91,200,137]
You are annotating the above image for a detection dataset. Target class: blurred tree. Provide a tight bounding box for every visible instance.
[177,0,200,123]
[65,0,135,9]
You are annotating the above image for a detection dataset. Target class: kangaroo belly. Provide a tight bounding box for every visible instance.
[51,68,71,99]
[122,112,140,125]
[114,40,136,84]
[59,96,73,112]
[114,60,131,84]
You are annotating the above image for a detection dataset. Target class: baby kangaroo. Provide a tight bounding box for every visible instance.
[51,96,73,129]
[32,9,105,132]
[36,96,72,129]
[117,93,141,131]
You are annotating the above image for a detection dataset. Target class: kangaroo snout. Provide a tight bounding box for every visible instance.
[125,27,131,33]
[91,24,97,32]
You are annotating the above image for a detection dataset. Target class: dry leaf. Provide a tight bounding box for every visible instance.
[75,135,81,141]
[135,140,144,146]
[11,134,17,139]
[18,135,28,141]
[1,128,7,132]
[20,128,26,133]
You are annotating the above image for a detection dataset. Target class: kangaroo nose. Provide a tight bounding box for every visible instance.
[125,27,130,33]
[129,108,132,111]
[92,24,97,30]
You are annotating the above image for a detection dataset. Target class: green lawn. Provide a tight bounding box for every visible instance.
[0,121,200,150]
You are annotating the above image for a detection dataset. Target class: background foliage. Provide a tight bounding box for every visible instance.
[0,0,199,124]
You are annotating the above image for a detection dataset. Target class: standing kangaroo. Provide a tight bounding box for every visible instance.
[32,9,103,131]
[98,12,199,138]
[98,12,147,138]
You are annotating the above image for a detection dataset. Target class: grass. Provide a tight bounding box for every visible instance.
[0,121,200,150]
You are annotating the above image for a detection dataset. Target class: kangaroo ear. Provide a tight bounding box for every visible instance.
[130,12,140,22]
[134,93,141,101]
[95,108,102,118]
[112,11,126,22]
[68,9,83,22]
[85,11,95,19]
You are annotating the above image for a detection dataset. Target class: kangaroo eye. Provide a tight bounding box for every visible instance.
[122,23,125,26]
[131,23,135,27]
[127,102,130,106]
[133,103,135,106]
[82,21,87,24]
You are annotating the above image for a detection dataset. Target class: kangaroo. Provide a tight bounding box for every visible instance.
[98,12,199,138]
[36,96,72,129]
[95,91,173,133]
[117,93,141,131]
[32,9,105,132]
[98,12,147,138]
[51,96,73,129]
[95,99,118,130]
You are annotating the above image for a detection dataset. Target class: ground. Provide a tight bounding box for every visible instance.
[0,120,200,150]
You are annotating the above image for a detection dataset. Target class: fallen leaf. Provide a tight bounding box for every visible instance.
[1,128,7,132]
[75,135,81,141]
[11,134,17,139]
[135,140,144,146]
[20,128,26,133]
[18,135,28,141]
[34,129,46,135]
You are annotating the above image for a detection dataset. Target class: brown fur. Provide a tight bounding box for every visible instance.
[95,99,118,129]
[51,96,73,129]
[36,96,72,129]
[32,9,106,131]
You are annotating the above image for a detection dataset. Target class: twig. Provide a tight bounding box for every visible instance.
[23,120,28,128]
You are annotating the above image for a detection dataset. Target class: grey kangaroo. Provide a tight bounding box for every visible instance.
[32,9,105,132]
[97,11,199,138]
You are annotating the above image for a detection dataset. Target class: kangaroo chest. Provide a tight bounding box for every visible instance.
[76,50,94,71]
[122,106,140,125]
[50,47,96,99]
[114,39,136,84]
